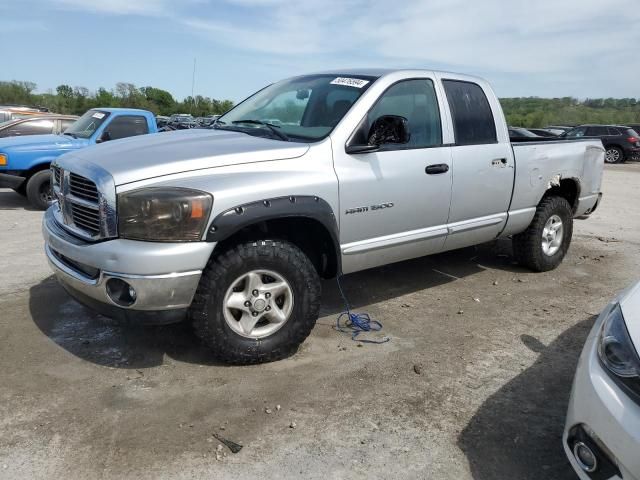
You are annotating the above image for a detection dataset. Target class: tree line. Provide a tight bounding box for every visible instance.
[501,96,640,127]
[1,80,640,127]
[0,80,234,117]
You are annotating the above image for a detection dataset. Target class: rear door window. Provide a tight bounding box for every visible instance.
[587,126,608,136]
[442,80,497,145]
[607,127,622,136]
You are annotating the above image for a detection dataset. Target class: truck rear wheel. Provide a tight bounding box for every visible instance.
[512,196,573,272]
[26,170,54,210]
[189,240,321,364]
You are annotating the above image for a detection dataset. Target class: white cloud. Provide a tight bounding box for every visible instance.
[46,0,200,16]
[21,0,640,97]
[179,0,640,96]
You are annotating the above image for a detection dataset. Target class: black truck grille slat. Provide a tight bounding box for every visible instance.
[70,203,100,235]
[69,173,99,201]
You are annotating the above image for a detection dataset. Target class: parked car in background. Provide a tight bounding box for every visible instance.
[43,69,604,364]
[0,115,78,138]
[562,125,640,163]
[508,127,540,138]
[564,280,640,479]
[0,105,49,123]
[546,125,575,133]
[168,114,197,129]
[0,108,158,209]
[156,115,169,128]
[528,128,562,137]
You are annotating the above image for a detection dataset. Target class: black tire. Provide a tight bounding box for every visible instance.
[25,170,53,210]
[11,183,26,196]
[189,240,321,364]
[512,196,573,272]
[604,146,624,164]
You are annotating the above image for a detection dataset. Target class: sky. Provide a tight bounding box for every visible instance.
[1,0,639,102]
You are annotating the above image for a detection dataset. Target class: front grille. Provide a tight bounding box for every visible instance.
[69,173,99,202]
[70,203,101,236]
[51,164,116,241]
[52,166,61,185]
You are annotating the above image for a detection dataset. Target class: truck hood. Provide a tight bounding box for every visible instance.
[0,134,88,153]
[62,129,310,186]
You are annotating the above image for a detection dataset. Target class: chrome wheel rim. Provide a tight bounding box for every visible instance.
[542,214,563,256]
[605,148,620,163]
[222,269,294,339]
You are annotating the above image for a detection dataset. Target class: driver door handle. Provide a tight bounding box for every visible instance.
[425,164,449,175]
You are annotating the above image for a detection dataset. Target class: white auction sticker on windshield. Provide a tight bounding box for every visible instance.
[92,112,105,119]
[330,77,369,88]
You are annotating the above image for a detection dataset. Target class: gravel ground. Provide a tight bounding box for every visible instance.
[0,163,639,480]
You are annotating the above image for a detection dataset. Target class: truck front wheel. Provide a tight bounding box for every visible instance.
[189,240,321,364]
[512,196,573,272]
[26,170,54,210]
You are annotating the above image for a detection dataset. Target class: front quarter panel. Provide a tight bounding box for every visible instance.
[116,140,340,242]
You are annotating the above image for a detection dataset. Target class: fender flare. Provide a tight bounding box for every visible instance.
[205,196,341,272]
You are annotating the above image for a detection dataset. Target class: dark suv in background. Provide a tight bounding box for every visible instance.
[563,125,640,163]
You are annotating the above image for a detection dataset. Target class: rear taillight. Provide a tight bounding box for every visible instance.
[627,136,638,144]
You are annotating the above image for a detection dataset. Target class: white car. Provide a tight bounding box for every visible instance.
[564,281,640,479]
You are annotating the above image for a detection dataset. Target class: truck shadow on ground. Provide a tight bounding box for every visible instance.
[457,317,596,480]
[0,190,38,211]
[28,239,528,369]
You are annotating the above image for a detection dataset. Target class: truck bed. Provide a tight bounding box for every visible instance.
[509,138,604,216]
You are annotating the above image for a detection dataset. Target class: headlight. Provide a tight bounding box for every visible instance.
[0,153,7,166]
[598,303,640,397]
[118,187,213,242]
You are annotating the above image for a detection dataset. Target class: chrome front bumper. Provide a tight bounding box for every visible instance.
[42,207,215,324]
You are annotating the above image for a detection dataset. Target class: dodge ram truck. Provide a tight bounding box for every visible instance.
[43,69,605,364]
[0,108,157,209]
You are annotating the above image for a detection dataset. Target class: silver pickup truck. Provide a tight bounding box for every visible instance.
[43,69,604,364]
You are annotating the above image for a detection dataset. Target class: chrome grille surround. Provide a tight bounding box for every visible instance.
[50,160,117,241]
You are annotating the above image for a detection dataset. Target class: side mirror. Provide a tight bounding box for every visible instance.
[96,130,111,144]
[346,115,410,154]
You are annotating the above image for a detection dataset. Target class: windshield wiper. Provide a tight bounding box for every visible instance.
[62,132,77,139]
[232,119,289,141]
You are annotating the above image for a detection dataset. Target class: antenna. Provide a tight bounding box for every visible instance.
[190,57,197,113]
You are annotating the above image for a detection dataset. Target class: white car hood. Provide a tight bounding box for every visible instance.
[620,280,640,351]
[60,129,309,186]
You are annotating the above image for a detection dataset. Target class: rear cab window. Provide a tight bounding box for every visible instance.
[442,80,497,145]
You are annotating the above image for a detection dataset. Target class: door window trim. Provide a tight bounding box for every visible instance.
[442,79,498,146]
[345,77,445,153]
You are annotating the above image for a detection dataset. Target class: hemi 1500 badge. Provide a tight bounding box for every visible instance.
[345,202,394,215]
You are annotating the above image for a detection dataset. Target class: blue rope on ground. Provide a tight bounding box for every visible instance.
[335,275,390,344]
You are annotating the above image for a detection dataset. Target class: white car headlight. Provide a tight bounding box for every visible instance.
[598,304,640,398]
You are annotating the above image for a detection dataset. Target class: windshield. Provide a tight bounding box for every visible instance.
[64,110,110,139]
[217,74,377,142]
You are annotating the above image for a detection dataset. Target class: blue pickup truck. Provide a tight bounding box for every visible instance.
[0,108,157,209]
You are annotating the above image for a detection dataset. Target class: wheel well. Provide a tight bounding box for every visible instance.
[24,162,52,181]
[545,178,580,213]
[214,217,340,279]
